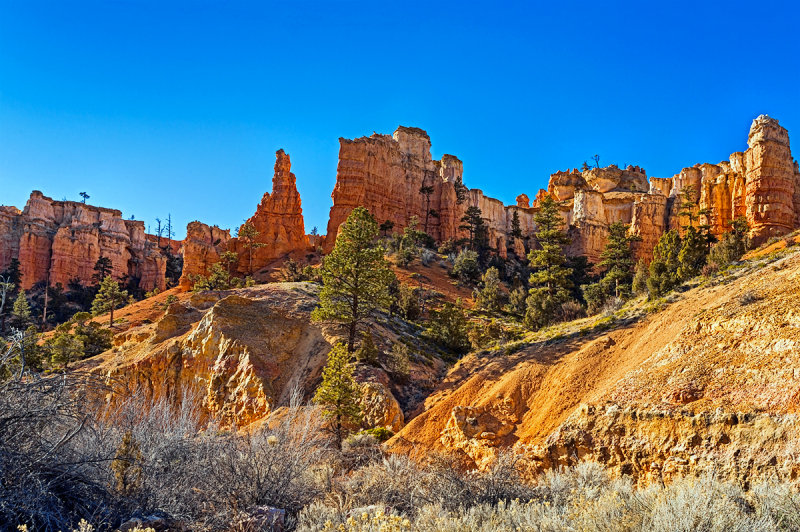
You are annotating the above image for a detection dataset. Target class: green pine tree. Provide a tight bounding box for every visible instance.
[314,342,363,448]
[708,216,750,269]
[632,258,649,295]
[424,300,470,355]
[475,266,504,313]
[238,221,267,275]
[48,332,85,369]
[525,194,573,329]
[91,275,129,327]
[647,230,682,298]
[10,289,31,330]
[510,209,523,239]
[92,256,113,285]
[459,205,489,253]
[598,222,640,297]
[312,207,395,352]
[677,225,707,280]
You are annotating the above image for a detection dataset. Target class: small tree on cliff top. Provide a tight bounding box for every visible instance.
[91,275,129,328]
[312,206,394,353]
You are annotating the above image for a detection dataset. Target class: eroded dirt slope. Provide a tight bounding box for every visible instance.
[390,247,800,485]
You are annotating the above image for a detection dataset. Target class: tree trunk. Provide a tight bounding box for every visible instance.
[347,320,357,353]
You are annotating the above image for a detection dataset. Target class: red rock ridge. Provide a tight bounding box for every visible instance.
[0,191,166,291]
[323,116,797,265]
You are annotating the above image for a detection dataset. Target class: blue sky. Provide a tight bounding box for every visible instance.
[1,0,798,238]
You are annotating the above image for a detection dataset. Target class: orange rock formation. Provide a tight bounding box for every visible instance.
[179,150,311,288]
[0,191,166,291]
[231,149,309,275]
[323,116,798,264]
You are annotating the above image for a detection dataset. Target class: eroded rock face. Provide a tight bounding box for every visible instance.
[178,150,311,288]
[323,117,797,266]
[0,191,166,291]
[232,149,310,275]
[98,284,334,427]
[524,404,800,486]
[178,221,231,290]
[389,246,800,486]
[323,126,537,259]
[92,283,414,432]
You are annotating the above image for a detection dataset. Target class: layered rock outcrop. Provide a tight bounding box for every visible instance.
[178,222,231,290]
[390,244,800,486]
[89,282,420,432]
[324,126,537,259]
[324,116,798,264]
[0,191,166,291]
[179,150,311,288]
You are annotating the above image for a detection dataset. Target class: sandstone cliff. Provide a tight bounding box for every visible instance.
[85,282,446,431]
[324,116,799,264]
[323,126,537,259]
[0,191,166,291]
[179,150,312,288]
[177,221,232,290]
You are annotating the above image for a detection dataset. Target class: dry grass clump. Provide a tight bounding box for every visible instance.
[5,362,800,531]
[298,462,800,532]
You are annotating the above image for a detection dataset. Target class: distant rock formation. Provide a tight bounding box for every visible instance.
[4,115,797,294]
[325,116,799,263]
[179,149,312,288]
[231,149,309,275]
[0,191,166,291]
[324,126,536,258]
[178,221,231,290]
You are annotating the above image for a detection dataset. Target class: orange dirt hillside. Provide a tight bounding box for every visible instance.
[389,245,800,485]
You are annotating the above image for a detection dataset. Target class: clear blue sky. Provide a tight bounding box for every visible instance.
[2,0,798,239]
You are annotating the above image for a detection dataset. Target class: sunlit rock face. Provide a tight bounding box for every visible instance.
[323,126,537,259]
[178,221,231,290]
[178,149,311,288]
[0,191,166,291]
[231,149,310,275]
[322,117,798,266]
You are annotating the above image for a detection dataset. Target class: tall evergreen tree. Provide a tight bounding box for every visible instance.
[312,207,395,352]
[91,275,129,327]
[420,184,435,234]
[525,194,573,329]
[1,258,21,288]
[459,206,488,252]
[10,290,31,330]
[47,333,84,369]
[314,342,362,449]
[510,209,523,239]
[92,256,113,285]
[708,216,750,268]
[677,225,707,280]
[474,266,504,313]
[598,222,641,297]
[647,230,682,298]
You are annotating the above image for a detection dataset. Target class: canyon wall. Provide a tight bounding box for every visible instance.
[4,115,797,294]
[324,126,536,258]
[0,192,166,291]
[325,116,798,263]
